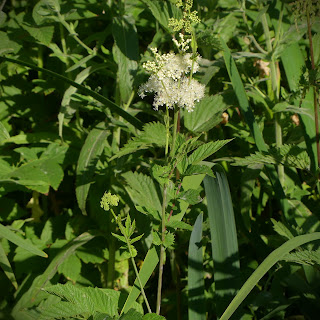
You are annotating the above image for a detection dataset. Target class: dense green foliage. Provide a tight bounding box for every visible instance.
[1,0,320,319]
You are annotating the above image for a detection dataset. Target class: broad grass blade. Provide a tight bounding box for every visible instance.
[220,232,320,320]
[188,213,205,320]
[76,122,109,215]
[0,241,18,289]
[0,57,143,130]
[121,247,159,315]
[0,223,47,258]
[203,165,240,316]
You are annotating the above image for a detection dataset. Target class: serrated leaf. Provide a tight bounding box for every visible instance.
[12,232,95,316]
[232,145,310,170]
[184,165,215,177]
[76,122,109,215]
[112,233,127,243]
[111,122,167,160]
[271,219,294,240]
[166,220,192,231]
[282,248,320,266]
[130,234,144,244]
[187,139,233,166]
[163,232,175,248]
[184,95,228,133]
[122,171,162,213]
[179,189,202,205]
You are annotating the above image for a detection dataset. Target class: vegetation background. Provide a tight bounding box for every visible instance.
[0,0,320,319]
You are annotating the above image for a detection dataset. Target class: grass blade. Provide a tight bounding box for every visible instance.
[76,122,109,215]
[188,212,205,320]
[220,232,320,320]
[121,247,159,315]
[0,56,143,130]
[203,165,240,316]
[0,223,47,258]
[0,241,18,289]
[220,38,291,218]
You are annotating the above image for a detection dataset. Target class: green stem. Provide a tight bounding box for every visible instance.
[107,236,115,288]
[110,209,152,313]
[165,106,170,158]
[156,183,167,315]
[170,108,179,158]
[37,45,43,79]
[261,10,285,186]
[306,8,320,170]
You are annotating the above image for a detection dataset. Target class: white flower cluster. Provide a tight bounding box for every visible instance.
[139,48,205,112]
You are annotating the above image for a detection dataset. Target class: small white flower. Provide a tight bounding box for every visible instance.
[139,49,204,112]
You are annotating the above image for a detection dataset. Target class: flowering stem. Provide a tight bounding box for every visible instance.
[170,108,179,157]
[156,183,167,315]
[110,209,152,314]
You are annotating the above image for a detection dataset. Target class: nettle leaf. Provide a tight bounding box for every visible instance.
[122,171,162,213]
[111,122,167,160]
[184,95,228,133]
[232,145,310,170]
[42,284,120,317]
[179,189,202,205]
[282,248,320,266]
[163,231,175,249]
[166,220,192,231]
[142,314,166,320]
[271,219,294,240]
[152,164,171,185]
[187,139,233,166]
[183,164,215,177]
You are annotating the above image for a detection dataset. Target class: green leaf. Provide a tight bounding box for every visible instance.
[0,121,10,142]
[141,0,180,32]
[0,223,47,258]
[58,64,107,139]
[0,56,143,130]
[220,38,291,218]
[271,219,294,240]
[21,24,54,46]
[187,139,233,166]
[57,254,82,282]
[76,122,109,215]
[121,247,159,314]
[231,145,310,170]
[203,165,240,316]
[184,95,228,133]
[122,171,162,213]
[110,122,167,160]
[12,232,96,317]
[0,31,22,55]
[188,213,205,320]
[0,241,18,289]
[220,232,320,320]
[142,314,166,320]
[112,15,139,103]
